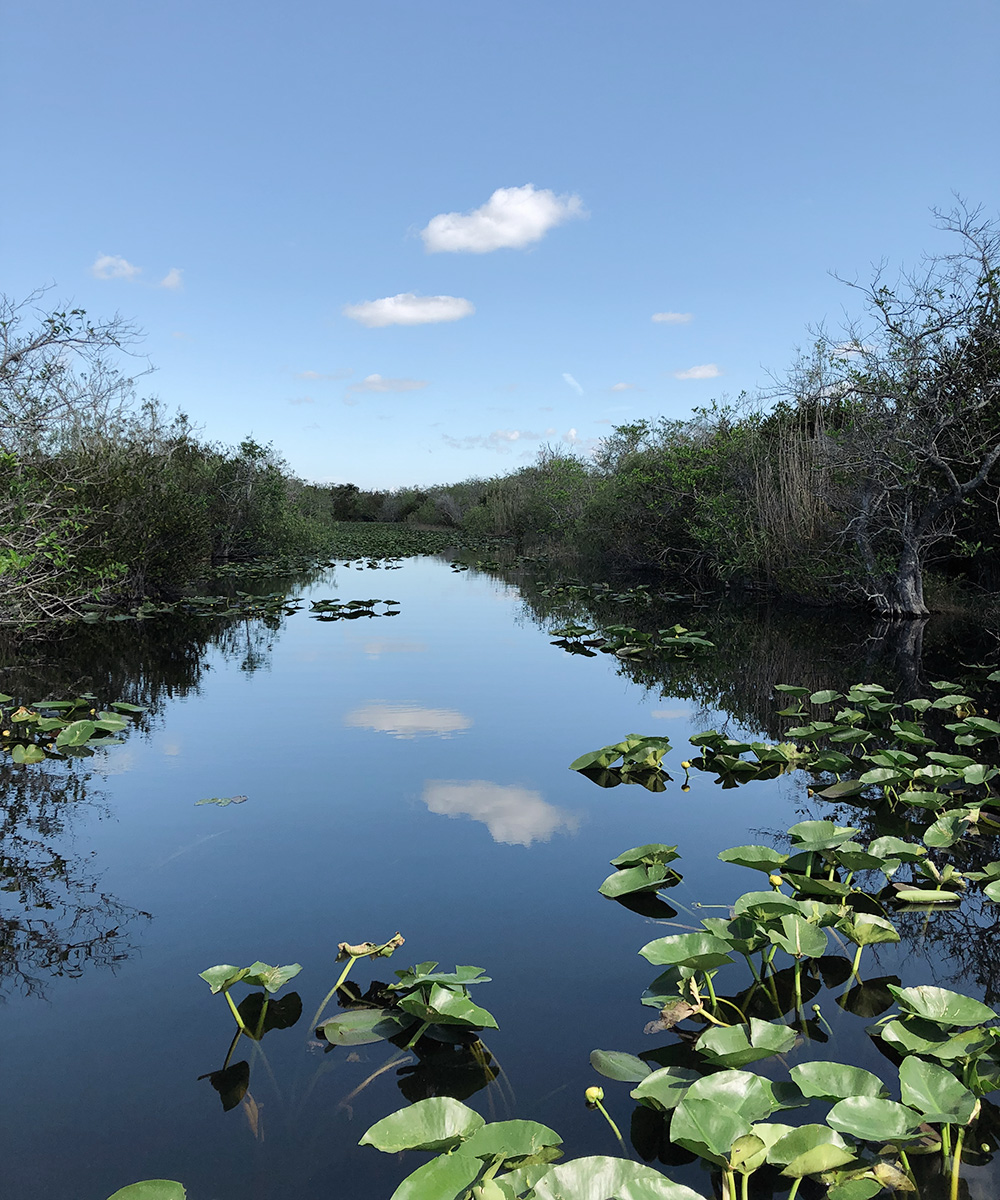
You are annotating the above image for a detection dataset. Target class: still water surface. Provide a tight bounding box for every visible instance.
[0,556,994,1198]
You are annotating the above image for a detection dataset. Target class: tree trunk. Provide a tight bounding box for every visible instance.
[887,540,929,617]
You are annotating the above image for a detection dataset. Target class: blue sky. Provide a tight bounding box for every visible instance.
[5,0,999,488]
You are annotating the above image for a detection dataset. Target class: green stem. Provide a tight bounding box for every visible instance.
[950,1126,966,1200]
[309,957,361,1031]
[722,1168,736,1200]
[405,1020,431,1050]
[222,1027,242,1071]
[793,960,803,1015]
[224,989,249,1034]
[787,1178,802,1200]
[704,971,719,1012]
[851,943,864,980]
[740,1171,750,1200]
[594,1099,628,1158]
[254,996,269,1040]
[940,1122,952,1161]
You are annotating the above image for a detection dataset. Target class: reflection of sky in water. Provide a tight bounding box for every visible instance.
[650,707,689,720]
[423,779,579,846]
[344,702,471,738]
[359,638,428,657]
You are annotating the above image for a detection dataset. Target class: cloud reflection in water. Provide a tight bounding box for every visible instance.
[423,780,579,847]
[344,702,472,739]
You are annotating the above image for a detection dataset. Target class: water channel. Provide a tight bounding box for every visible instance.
[1,553,998,1199]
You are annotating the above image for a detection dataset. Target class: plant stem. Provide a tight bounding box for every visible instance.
[594,1098,628,1158]
[950,1126,966,1200]
[740,1172,749,1200]
[309,957,361,1031]
[704,971,719,1012]
[851,943,864,979]
[225,989,249,1034]
[254,996,269,1040]
[405,1020,431,1050]
[940,1122,952,1160]
[222,1027,242,1071]
[787,1178,802,1200]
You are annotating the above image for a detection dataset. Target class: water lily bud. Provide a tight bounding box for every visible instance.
[681,784,691,792]
[585,1086,604,1104]
[768,874,784,889]
[680,761,691,770]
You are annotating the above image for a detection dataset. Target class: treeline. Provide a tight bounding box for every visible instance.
[1,294,337,623]
[338,206,1000,617]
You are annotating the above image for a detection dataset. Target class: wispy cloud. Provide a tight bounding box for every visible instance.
[652,311,692,324]
[347,374,429,395]
[674,364,721,380]
[562,372,584,395]
[345,703,471,739]
[343,293,474,327]
[443,428,545,452]
[610,382,635,391]
[295,369,353,381]
[159,267,183,290]
[91,254,141,281]
[421,184,584,253]
[287,396,315,406]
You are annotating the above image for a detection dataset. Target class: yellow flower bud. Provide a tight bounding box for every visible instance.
[680,761,691,770]
[769,874,784,889]
[585,1086,604,1104]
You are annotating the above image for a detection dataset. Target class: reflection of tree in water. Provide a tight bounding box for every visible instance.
[508,566,1000,735]
[0,760,149,998]
[0,571,317,998]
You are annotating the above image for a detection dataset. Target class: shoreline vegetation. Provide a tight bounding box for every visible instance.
[3,205,999,626]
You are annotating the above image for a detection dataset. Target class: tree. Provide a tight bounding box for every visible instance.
[793,203,1000,616]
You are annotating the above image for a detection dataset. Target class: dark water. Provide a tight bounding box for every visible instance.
[1,557,998,1199]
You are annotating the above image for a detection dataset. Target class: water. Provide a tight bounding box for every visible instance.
[0,556,996,1199]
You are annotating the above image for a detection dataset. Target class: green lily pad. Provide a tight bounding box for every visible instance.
[360,1096,485,1153]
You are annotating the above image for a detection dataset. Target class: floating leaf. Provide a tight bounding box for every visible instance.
[360,1096,485,1153]
[789,1061,887,1103]
[887,984,997,1026]
[826,1097,922,1142]
[589,1050,652,1083]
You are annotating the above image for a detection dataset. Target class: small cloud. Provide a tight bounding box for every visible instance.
[91,254,141,281]
[562,372,583,395]
[287,396,315,406]
[674,364,721,380]
[652,311,692,324]
[423,779,579,846]
[343,293,474,327]
[651,707,690,720]
[595,418,612,425]
[538,405,554,412]
[610,382,635,392]
[170,331,189,340]
[345,702,471,739]
[563,428,599,455]
[443,428,544,453]
[296,368,353,381]
[159,267,183,290]
[421,184,584,254]
[347,374,429,395]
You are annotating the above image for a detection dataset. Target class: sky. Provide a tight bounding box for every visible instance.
[4,0,999,489]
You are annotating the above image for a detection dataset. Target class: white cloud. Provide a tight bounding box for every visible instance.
[610,382,635,392]
[347,374,429,395]
[652,311,692,324]
[423,779,579,846]
[91,254,141,281]
[296,368,353,381]
[159,267,183,290]
[343,293,474,327]
[421,184,584,253]
[443,428,544,452]
[344,702,471,739]
[562,372,584,395]
[287,396,315,406]
[674,364,721,380]
[651,707,690,720]
[831,341,874,359]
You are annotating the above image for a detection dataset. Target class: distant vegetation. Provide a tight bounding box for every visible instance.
[0,291,340,623]
[337,206,1000,617]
